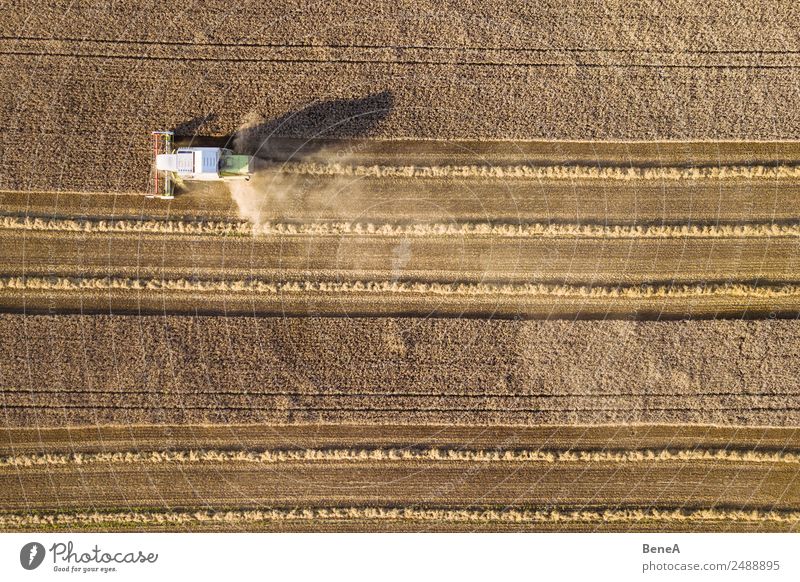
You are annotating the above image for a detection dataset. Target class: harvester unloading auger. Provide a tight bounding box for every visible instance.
[148,131,254,199]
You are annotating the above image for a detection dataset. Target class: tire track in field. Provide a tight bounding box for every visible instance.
[11,35,800,54]
[6,38,800,69]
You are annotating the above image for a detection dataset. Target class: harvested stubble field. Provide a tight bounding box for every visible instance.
[3,1,800,532]
[2,424,800,532]
[4,141,800,318]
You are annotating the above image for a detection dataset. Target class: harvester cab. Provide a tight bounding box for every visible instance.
[148,131,254,199]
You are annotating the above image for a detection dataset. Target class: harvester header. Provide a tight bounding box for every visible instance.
[148,130,254,199]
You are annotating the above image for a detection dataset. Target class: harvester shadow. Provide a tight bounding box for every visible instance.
[232,90,394,161]
[172,90,394,161]
[173,113,218,137]
[165,91,392,196]
[169,91,393,162]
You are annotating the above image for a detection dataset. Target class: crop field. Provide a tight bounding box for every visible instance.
[2,1,800,532]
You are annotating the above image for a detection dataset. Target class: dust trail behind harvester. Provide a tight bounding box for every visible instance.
[226,158,366,228]
[228,118,379,230]
[228,114,298,224]
[225,134,441,286]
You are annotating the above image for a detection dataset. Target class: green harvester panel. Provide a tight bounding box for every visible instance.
[220,154,252,177]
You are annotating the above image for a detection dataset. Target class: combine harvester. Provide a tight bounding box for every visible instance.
[148,131,254,199]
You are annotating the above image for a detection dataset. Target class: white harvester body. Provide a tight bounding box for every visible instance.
[149,131,253,199]
[156,148,231,181]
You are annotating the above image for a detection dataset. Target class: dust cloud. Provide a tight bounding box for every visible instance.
[227,116,371,228]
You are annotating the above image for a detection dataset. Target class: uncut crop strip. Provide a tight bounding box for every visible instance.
[4,276,800,299]
[8,24,800,195]
[6,316,800,427]
[6,214,800,239]
[3,447,799,467]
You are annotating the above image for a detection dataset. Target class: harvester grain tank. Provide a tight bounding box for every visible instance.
[148,131,254,199]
